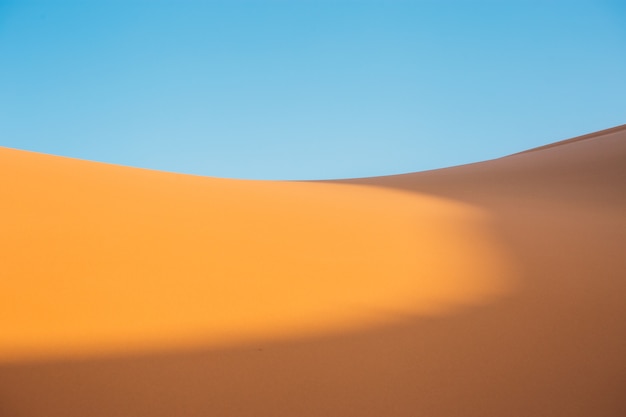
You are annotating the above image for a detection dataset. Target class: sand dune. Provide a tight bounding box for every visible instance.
[1,125,625,416]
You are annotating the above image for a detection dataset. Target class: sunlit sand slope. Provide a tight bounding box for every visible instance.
[0,147,513,361]
[1,125,625,417]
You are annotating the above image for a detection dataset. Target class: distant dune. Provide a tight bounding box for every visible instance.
[1,125,625,416]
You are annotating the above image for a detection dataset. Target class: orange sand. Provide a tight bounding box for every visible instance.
[1,125,625,416]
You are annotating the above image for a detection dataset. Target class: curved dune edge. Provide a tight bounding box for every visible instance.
[513,123,626,156]
[0,147,516,362]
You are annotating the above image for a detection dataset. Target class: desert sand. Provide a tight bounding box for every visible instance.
[1,125,625,416]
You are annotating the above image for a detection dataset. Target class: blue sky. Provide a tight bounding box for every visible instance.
[1,0,625,180]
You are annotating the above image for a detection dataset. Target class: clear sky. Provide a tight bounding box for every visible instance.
[1,0,625,180]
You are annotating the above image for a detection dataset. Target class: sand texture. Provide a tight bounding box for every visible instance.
[1,125,625,416]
